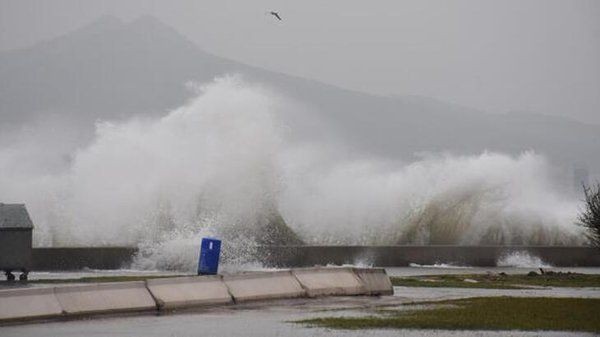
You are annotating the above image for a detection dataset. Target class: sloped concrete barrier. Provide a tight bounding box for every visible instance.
[224,270,306,302]
[54,281,156,316]
[146,275,232,309]
[292,267,366,297]
[0,267,394,325]
[0,287,63,322]
[353,268,393,295]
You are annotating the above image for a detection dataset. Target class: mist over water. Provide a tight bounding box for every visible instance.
[0,76,585,271]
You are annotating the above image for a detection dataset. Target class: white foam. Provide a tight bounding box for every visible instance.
[409,263,471,269]
[496,251,553,268]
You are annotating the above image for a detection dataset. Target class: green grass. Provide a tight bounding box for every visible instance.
[297,297,600,332]
[391,272,600,289]
[29,274,189,284]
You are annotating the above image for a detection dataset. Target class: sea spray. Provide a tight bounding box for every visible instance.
[497,251,553,268]
[0,75,586,271]
[281,151,583,246]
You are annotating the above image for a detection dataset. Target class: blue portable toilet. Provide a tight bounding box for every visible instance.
[198,237,221,275]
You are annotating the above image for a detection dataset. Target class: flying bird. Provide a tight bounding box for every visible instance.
[269,11,282,21]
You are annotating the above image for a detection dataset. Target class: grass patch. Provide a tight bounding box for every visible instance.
[297,297,600,332]
[391,272,600,289]
[28,274,189,284]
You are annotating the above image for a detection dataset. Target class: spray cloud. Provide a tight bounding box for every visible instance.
[0,75,584,270]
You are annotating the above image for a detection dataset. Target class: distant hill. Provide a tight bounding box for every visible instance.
[1,15,598,171]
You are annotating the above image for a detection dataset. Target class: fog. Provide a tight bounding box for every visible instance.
[2,0,599,124]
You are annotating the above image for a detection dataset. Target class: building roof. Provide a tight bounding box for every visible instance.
[0,203,34,229]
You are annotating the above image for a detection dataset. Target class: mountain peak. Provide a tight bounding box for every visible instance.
[124,15,192,43]
[77,14,124,35]
[128,15,165,27]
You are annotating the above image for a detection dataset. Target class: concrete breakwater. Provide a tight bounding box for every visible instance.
[0,267,392,324]
[261,246,600,267]
[30,246,600,270]
[32,247,137,270]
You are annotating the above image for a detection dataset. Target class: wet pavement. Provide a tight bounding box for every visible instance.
[1,266,599,290]
[3,266,599,283]
[385,266,600,277]
[0,295,597,337]
[0,269,186,289]
[395,286,600,301]
[27,268,184,280]
[1,267,599,336]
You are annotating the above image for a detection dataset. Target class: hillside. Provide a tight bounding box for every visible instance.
[1,15,598,171]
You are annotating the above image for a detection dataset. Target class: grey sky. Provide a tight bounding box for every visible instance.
[1,0,599,124]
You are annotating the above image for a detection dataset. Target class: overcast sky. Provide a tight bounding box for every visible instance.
[1,0,599,124]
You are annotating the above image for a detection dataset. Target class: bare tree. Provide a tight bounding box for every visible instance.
[578,183,600,247]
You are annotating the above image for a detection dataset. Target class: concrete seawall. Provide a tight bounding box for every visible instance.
[32,247,137,270]
[0,267,391,324]
[30,246,600,270]
[261,246,600,267]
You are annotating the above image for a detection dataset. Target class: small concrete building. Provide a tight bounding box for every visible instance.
[0,203,34,281]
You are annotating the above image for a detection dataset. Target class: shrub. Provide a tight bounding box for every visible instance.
[578,183,600,247]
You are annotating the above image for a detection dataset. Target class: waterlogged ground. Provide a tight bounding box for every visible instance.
[298,297,600,332]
